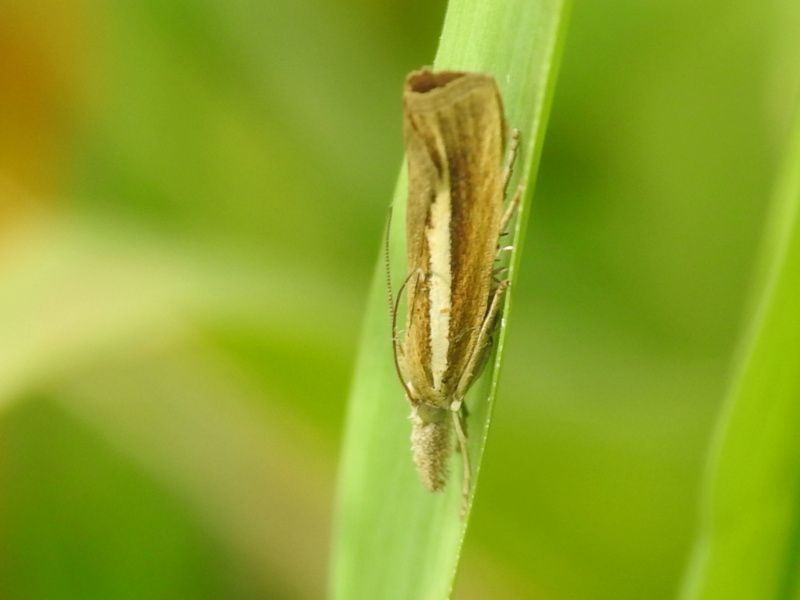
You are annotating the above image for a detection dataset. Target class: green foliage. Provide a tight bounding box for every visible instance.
[1,0,799,599]
[681,97,800,599]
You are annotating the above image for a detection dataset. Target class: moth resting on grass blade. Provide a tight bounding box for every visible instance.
[391,68,521,508]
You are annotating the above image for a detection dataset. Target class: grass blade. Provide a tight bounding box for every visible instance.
[681,97,800,598]
[330,0,571,598]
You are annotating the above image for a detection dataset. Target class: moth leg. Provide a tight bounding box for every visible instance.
[501,128,521,197]
[446,285,509,512]
[470,305,503,382]
[450,402,471,517]
[493,266,510,280]
[454,279,511,401]
[498,180,524,236]
[448,397,470,446]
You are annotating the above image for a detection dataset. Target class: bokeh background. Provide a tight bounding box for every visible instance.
[1,1,798,599]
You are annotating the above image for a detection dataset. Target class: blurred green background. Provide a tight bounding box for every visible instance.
[1,1,798,599]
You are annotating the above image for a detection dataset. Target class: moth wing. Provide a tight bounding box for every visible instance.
[402,70,506,396]
[440,77,505,388]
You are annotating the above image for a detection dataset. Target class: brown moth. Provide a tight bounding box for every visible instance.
[392,68,520,506]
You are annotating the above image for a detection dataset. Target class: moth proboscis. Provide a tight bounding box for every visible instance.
[390,67,522,514]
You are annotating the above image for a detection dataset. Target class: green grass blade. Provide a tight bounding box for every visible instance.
[330,0,571,598]
[681,97,800,598]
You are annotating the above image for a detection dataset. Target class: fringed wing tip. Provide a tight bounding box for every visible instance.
[410,407,452,492]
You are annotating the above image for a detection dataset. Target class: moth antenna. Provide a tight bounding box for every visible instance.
[384,206,395,327]
[386,207,413,399]
[392,269,423,402]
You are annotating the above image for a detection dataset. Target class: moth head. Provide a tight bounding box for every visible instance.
[405,68,465,95]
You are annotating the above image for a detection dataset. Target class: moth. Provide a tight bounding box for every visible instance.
[391,68,521,506]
